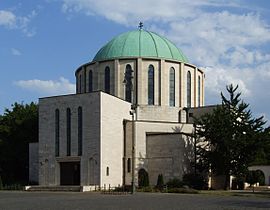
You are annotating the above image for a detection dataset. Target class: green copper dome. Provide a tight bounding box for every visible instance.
[93,30,188,62]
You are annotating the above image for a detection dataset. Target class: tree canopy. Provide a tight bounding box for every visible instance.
[0,102,38,185]
[195,84,268,189]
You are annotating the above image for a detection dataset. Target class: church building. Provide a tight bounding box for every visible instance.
[30,26,206,189]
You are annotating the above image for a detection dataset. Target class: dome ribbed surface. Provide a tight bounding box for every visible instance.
[93,30,188,62]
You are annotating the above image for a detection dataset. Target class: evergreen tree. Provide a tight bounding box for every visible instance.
[156,174,164,189]
[195,84,267,189]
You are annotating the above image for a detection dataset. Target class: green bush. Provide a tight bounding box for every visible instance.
[3,184,23,190]
[182,173,208,190]
[166,178,184,188]
[156,174,164,189]
[137,186,155,192]
[0,176,3,190]
[167,188,199,194]
[138,169,149,187]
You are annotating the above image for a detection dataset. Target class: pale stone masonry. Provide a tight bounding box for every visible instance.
[29,28,217,189]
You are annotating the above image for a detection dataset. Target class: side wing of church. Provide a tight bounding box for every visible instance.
[30,28,207,188]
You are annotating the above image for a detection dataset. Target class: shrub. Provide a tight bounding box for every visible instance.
[182,173,208,190]
[167,188,199,194]
[3,184,23,190]
[166,178,183,188]
[138,170,149,187]
[137,186,155,192]
[0,176,3,190]
[156,174,164,189]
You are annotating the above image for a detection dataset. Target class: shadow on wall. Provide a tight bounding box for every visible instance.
[134,126,195,186]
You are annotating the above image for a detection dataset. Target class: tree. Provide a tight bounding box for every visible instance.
[156,174,164,189]
[0,102,38,185]
[195,84,267,190]
[246,170,261,192]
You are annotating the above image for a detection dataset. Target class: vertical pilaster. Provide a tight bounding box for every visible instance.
[114,59,120,97]
[160,59,166,106]
[137,58,143,105]
[174,64,180,107]
[194,67,197,107]
[180,63,185,107]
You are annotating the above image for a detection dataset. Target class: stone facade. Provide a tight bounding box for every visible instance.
[29,142,39,184]
[76,59,204,109]
[38,91,131,186]
[32,29,210,188]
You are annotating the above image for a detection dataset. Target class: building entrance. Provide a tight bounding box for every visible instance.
[60,162,80,185]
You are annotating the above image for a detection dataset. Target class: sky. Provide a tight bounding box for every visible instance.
[0,0,270,125]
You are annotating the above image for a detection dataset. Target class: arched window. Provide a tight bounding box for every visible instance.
[125,64,132,102]
[66,108,71,156]
[198,76,201,107]
[106,167,109,176]
[169,67,175,106]
[78,107,82,156]
[127,158,131,173]
[105,67,110,94]
[76,75,79,93]
[187,71,191,107]
[55,109,60,157]
[88,70,93,92]
[148,65,154,105]
[79,75,82,93]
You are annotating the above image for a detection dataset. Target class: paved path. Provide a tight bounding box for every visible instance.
[0,191,269,210]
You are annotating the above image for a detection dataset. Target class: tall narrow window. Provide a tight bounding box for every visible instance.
[105,67,110,94]
[148,65,154,105]
[187,71,191,107]
[106,167,109,176]
[127,158,131,173]
[79,75,82,93]
[55,109,60,157]
[76,75,79,93]
[198,76,201,107]
[89,70,93,92]
[169,67,175,106]
[78,107,82,156]
[125,65,132,102]
[66,108,71,156]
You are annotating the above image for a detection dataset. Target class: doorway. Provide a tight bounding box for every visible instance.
[60,162,80,185]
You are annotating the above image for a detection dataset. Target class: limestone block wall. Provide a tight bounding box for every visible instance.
[29,142,39,184]
[136,105,180,122]
[187,105,217,124]
[124,120,194,185]
[76,58,205,110]
[38,92,101,186]
[100,92,131,187]
[146,133,193,185]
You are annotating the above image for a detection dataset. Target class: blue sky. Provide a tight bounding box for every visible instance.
[1,0,270,124]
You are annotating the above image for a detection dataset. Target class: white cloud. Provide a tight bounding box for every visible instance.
[58,0,270,123]
[0,10,16,27]
[11,48,22,56]
[0,10,37,37]
[14,77,76,96]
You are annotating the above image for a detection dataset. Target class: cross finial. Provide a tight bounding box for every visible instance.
[138,22,143,30]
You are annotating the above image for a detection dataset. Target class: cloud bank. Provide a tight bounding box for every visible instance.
[14,77,76,96]
[0,9,36,37]
[59,0,270,121]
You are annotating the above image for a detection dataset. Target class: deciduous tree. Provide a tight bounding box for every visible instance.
[0,102,38,185]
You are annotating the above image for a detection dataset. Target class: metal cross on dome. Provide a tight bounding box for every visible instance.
[138,22,143,30]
